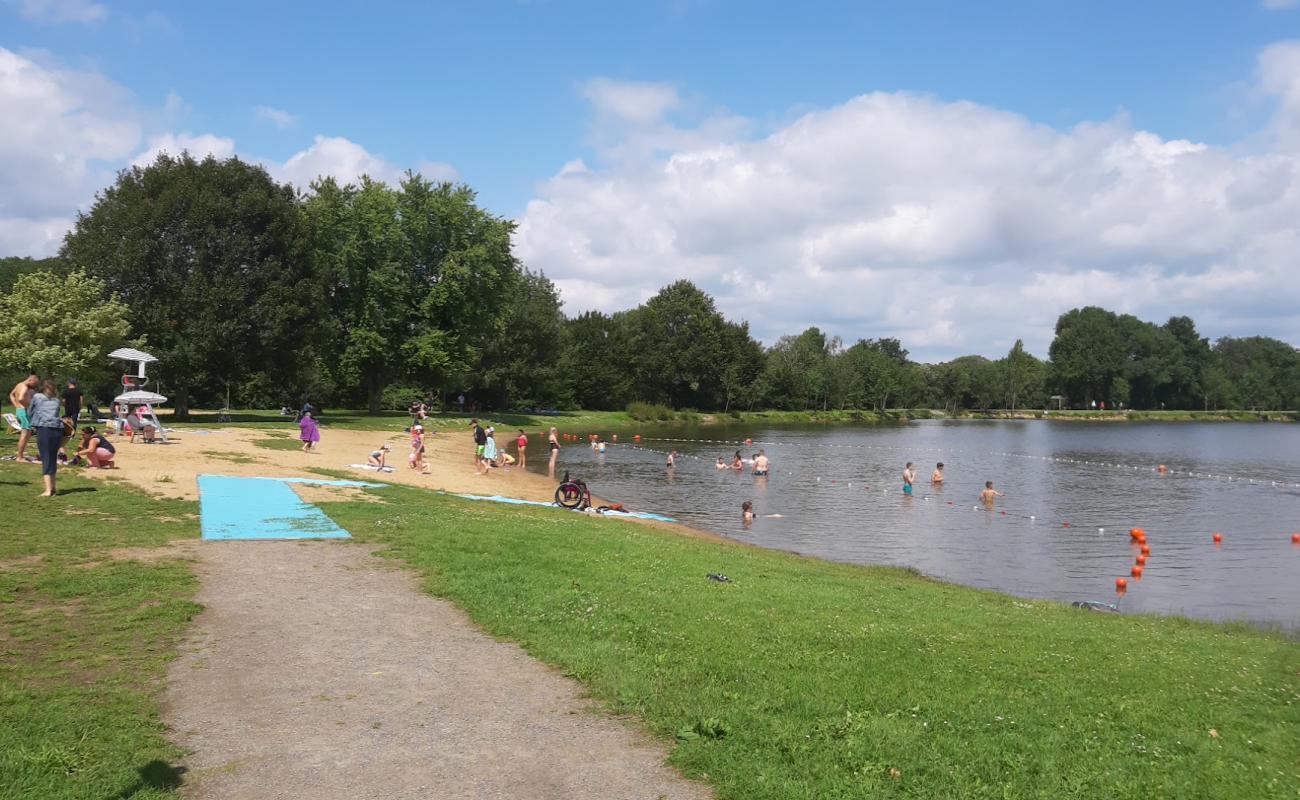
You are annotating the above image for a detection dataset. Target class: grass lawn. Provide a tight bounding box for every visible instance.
[0,463,200,799]
[322,483,1300,799]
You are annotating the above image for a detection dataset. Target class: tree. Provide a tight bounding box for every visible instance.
[1214,337,1300,410]
[478,270,565,408]
[1003,339,1042,411]
[304,174,520,411]
[63,153,313,418]
[0,270,131,385]
[1048,307,1128,406]
[560,311,633,410]
[0,256,64,293]
[718,320,766,412]
[623,281,728,408]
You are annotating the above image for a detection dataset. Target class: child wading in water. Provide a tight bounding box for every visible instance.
[742,500,755,523]
[299,411,320,452]
[981,480,1004,506]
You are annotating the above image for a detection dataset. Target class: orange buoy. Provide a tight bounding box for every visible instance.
[1135,554,1147,566]
[1291,533,1300,544]
[1115,577,1128,591]
[1131,565,1144,578]
[1140,544,1151,556]
[1129,527,1142,539]
[634,434,641,442]
[1213,532,1223,544]
[1062,521,1070,528]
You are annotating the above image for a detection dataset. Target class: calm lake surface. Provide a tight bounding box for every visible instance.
[537,421,1300,630]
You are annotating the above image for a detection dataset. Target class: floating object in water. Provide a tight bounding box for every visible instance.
[1292,533,1300,544]
[1129,528,1142,540]
[1115,577,1128,591]
[1136,554,1147,566]
[1131,565,1144,578]
[1098,527,1105,533]
[1140,544,1151,556]
[1062,521,1070,528]
[1213,532,1223,544]
[1030,515,1035,520]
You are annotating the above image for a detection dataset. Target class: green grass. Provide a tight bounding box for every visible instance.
[0,463,200,799]
[321,485,1300,799]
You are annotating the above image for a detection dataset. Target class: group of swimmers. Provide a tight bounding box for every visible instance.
[713,449,770,476]
[903,461,1003,505]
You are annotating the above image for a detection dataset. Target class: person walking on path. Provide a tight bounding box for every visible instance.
[299,411,321,452]
[29,378,66,496]
[547,426,560,478]
[9,372,37,463]
[62,379,83,426]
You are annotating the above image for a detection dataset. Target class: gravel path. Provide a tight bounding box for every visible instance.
[164,540,710,800]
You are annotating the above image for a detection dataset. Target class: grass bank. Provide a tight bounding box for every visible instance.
[324,484,1299,799]
[0,464,200,799]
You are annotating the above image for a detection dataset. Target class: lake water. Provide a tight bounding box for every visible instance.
[536,421,1300,630]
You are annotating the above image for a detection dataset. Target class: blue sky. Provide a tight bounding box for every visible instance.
[4,0,1300,357]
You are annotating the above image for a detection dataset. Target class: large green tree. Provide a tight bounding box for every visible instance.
[623,281,729,408]
[1048,307,1129,406]
[62,153,313,417]
[0,270,131,386]
[304,174,520,411]
[477,269,565,408]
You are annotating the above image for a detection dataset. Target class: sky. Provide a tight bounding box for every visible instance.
[3,0,1300,361]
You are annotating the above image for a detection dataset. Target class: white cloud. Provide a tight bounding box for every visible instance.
[0,46,139,252]
[517,46,1300,360]
[0,47,457,256]
[131,132,236,167]
[254,105,297,129]
[1262,0,1297,9]
[5,0,107,24]
[270,134,403,189]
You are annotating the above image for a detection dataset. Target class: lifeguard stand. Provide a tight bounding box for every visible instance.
[109,347,169,442]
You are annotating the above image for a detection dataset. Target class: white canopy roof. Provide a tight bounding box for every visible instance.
[109,347,159,363]
[114,390,168,405]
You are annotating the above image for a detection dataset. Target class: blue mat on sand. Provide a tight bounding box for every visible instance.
[198,475,383,541]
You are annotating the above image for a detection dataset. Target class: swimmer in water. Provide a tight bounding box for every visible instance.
[903,462,915,495]
[732,451,743,470]
[667,450,677,468]
[931,462,944,484]
[742,500,755,523]
[980,480,1004,506]
[752,449,769,477]
[716,457,727,470]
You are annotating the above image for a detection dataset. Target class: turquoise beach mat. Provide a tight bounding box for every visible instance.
[198,475,383,540]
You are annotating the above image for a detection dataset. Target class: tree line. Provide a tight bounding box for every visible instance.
[1,153,1297,416]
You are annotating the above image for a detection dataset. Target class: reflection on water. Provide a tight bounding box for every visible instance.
[535,421,1300,630]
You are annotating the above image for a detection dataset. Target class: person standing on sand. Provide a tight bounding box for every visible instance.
[299,411,320,452]
[62,379,83,426]
[902,462,915,495]
[516,429,528,469]
[547,427,560,478]
[472,419,487,473]
[29,379,65,496]
[9,372,38,463]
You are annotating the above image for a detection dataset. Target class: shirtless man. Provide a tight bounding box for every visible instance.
[752,450,770,477]
[902,462,916,495]
[980,481,1004,506]
[931,462,945,484]
[9,373,38,462]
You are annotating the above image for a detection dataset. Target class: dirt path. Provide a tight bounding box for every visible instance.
[165,539,711,799]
